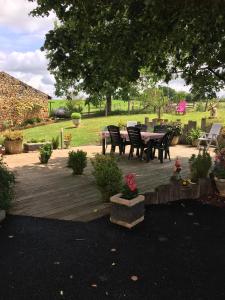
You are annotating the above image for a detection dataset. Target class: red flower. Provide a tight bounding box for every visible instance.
[125,174,137,192]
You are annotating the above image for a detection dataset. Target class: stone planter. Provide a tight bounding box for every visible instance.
[0,210,6,222]
[72,118,81,128]
[171,135,179,146]
[0,145,5,155]
[24,142,51,152]
[5,140,23,154]
[214,177,225,197]
[192,139,198,147]
[64,140,71,149]
[110,193,145,228]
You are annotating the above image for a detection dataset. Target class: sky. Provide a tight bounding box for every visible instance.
[0,0,192,98]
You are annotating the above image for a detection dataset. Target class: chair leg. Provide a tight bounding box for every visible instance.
[129,146,133,159]
[159,149,163,163]
[136,148,139,157]
[110,145,116,153]
[119,145,123,155]
[140,147,144,160]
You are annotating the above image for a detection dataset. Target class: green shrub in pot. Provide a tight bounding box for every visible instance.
[71,112,81,127]
[3,130,23,154]
[189,150,212,182]
[187,128,202,146]
[91,154,123,201]
[67,150,87,175]
[39,144,53,164]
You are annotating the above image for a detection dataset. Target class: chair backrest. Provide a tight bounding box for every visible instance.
[127,121,138,127]
[135,124,147,132]
[176,100,187,112]
[208,123,222,138]
[158,131,172,147]
[107,125,122,146]
[127,126,143,147]
[153,124,168,133]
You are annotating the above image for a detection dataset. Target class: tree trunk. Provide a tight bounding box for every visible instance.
[204,99,209,112]
[105,94,112,116]
[88,103,90,115]
[158,107,161,119]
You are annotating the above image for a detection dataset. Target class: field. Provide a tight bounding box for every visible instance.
[22,111,214,147]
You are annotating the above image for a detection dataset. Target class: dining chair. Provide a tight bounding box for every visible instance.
[135,124,148,132]
[151,131,173,163]
[127,126,147,160]
[153,124,168,133]
[107,125,127,155]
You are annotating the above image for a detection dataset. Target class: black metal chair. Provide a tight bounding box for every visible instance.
[135,124,148,132]
[107,125,127,155]
[127,126,147,160]
[151,131,173,163]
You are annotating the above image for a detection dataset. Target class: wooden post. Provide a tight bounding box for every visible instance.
[60,128,64,149]
[145,117,149,125]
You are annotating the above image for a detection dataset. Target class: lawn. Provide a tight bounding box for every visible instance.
[22,111,214,146]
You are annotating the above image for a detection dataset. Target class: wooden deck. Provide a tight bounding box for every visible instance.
[5,145,201,222]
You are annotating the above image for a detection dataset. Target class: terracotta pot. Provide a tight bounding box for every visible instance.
[214,177,225,197]
[110,193,145,228]
[72,118,81,127]
[171,135,179,146]
[5,140,23,154]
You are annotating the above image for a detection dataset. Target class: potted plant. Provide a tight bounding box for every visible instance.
[39,144,53,164]
[170,123,182,146]
[189,149,212,196]
[3,130,23,154]
[187,128,202,147]
[91,154,123,201]
[110,173,145,228]
[71,112,81,127]
[213,147,225,196]
[64,133,72,148]
[67,150,87,175]
[0,158,15,222]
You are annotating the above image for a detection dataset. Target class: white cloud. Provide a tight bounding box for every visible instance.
[0,50,55,96]
[0,0,55,34]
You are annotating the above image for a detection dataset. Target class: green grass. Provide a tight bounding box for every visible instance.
[48,99,142,114]
[22,111,214,147]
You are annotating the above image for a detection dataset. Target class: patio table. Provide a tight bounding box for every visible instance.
[101,130,165,154]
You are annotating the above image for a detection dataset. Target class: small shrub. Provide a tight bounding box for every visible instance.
[39,144,53,164]
[52,136,59,149]
[91,154,123,201]
[71,112,81,119]
[67,150,87,175]
[3,130,23,141]
[195,102,205,112]
[189,150,212,182]
[0,158,15,210]
[187,128,201,144]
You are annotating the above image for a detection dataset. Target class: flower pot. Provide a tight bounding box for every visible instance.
[64,140,71,149]
[192,139,198,147]
[0,210,6,222]
[72,118,81,128]
[171,135,179,146]
[110,193,145,228]
[214,177,225,197]
[5,140,23,154]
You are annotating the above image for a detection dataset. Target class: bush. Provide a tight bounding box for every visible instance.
[187,128,202,144]
[3,130,23,141]
[91,154,123,201]
[71,112,81,119]
[189,150,212,182]
[0,158,15,210]
[66,100,84,114]
[67,150,87,175]
[39,144,53,164]
[52,136,59,149]
[195,102,205,112]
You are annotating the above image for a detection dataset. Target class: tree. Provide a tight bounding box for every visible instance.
[30,0,225,106]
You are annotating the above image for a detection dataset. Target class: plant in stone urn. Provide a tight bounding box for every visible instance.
[110,173,145,228]
[3,130,23,154]
[213,147,225,196]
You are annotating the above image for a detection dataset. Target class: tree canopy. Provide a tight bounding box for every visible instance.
[30,0,225,113]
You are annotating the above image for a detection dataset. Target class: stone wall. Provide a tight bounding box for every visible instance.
[0,72,50,127]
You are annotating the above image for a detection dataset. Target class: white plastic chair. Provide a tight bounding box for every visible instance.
[127,121,137,127]
[197,123,222,150]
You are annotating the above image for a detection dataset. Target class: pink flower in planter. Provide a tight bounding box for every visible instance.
[125,173,137,192]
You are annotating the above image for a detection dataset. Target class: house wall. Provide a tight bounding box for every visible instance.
[0,72,49,126]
